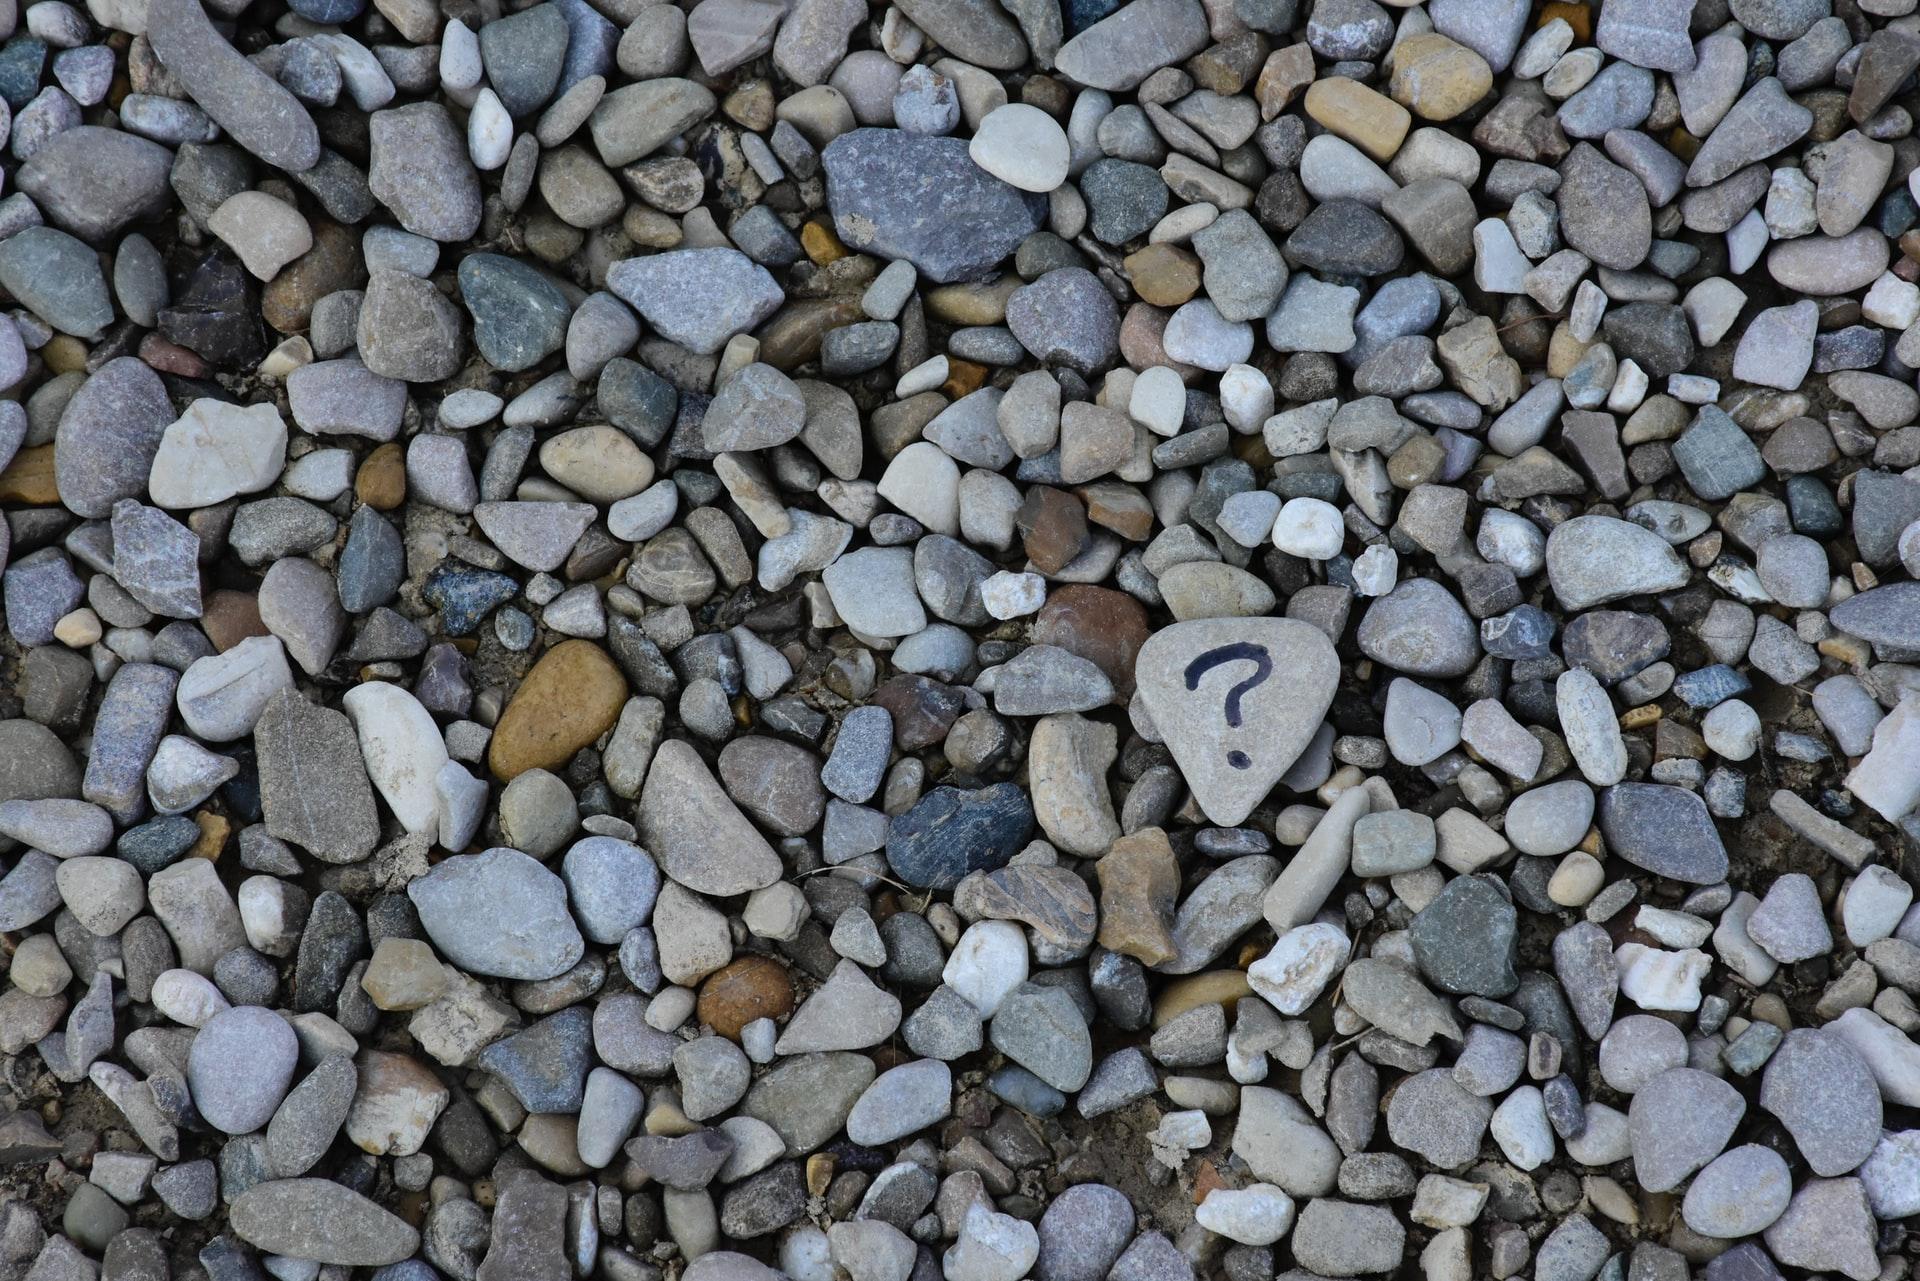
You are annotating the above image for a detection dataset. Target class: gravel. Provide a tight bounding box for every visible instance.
[0,1,1910,1277]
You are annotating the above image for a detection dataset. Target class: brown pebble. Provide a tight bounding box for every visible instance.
[696,954,795,1040]
[200,590,269,652]
[356,442,407,510]
[1015,485,1090,576]
[0,444,59,505]
[488,638,628,779]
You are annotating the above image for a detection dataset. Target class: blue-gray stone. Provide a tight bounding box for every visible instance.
[555,0,617,92]
[886,782,1036,890]
[146,0,319,172]
[458,254,572,372]
[822,128,1046,283]
[1672,664,1751,708]
[0,38,46,110]
[3,549,84,647]
[1672,407,1766,502]
[478,5,569,116]
[424,566,518,636]
[987,1065,1067,1117]
[84,662,179,822]
[476,1007,593,1113]
[1831,582,1920,650]
[1081,157,1169,245]
[1597,783,1729,884]
[1410,873,1519,997]
[119,816,200,875]
[16,126,175,243]
[338,506,405,615]
[1480,604,1556,659]
[1786,475,1843,537]
[288,0,364,22]
[599,358,679,447]
[0,225,114,339]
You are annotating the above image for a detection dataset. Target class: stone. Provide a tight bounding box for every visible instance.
[229,1179,420,1267]
[640,739,784,895]
[1598,783,1728,884]
[408,847,586,980]
[1056,0,1209,91]
[1134,617,1339,826]
[608,248,784,356]
[148,400,287,510]
[147,0,319,171]
[970,103,1070,192]
[1629,1068,1746,1192]
[822,129,1046,283]
[187,1005,298,1134]
[55,357,174,519]
[256,688,380,863]
[489,640,628,780]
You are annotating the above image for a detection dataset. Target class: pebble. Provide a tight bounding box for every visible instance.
[823,128,1045,283]
[187,1005,298,1134]
[408,847,586,981]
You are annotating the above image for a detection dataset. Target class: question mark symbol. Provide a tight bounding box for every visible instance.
[1183,642,1274,770]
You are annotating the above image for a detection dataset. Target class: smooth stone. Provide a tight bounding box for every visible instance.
[1135,617,1338,827]
[408,847,586,980]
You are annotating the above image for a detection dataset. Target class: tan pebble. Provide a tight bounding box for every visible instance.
[53,608,103,647]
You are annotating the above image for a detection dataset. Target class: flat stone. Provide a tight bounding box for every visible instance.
[1134,617,1339,826]
[408,847,586,980]
[1594,782,1728,885]
[640,739,784,895]
[229,1178,420,1267]
[1056,0,1209,91]
[256,688,379,863]
[147,0,320,171]
[1546,515,1692,610]
[607,247,784,356]
[1629,1067,1745,1192]
[1761,1027,1881,1176]
[823,128,1046,283]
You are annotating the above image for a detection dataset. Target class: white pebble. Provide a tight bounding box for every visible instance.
[1272,497,1343,560]
[980,570,1046,620]
[468,89,512,170]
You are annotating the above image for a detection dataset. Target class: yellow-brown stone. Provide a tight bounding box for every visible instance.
[1096,827,1180,966]
[1388,33,1493,122]
[801,219,849,264]
[1255,42,1315,120]
[0,444,58,505]
[1151,970,1253,1029]
[42,336,87,373]
[1303,76,1412,163]
[943,358,989,399]
[355,442,406,510]
[191,812,229,860]
[1123,243,1202,307]
[696,954,795,1040]
[263,221,366,335]
[488,639,628,780]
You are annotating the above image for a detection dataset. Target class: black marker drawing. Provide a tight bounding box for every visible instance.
[1183,641,1273,770]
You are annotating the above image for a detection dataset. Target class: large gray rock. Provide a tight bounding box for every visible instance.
[16,127,175,243]
[147,0,320,171]
[407,846,586,981]
[229,1179,421,1266]
[823,129,1046,284]
[1134,617,1339,827]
